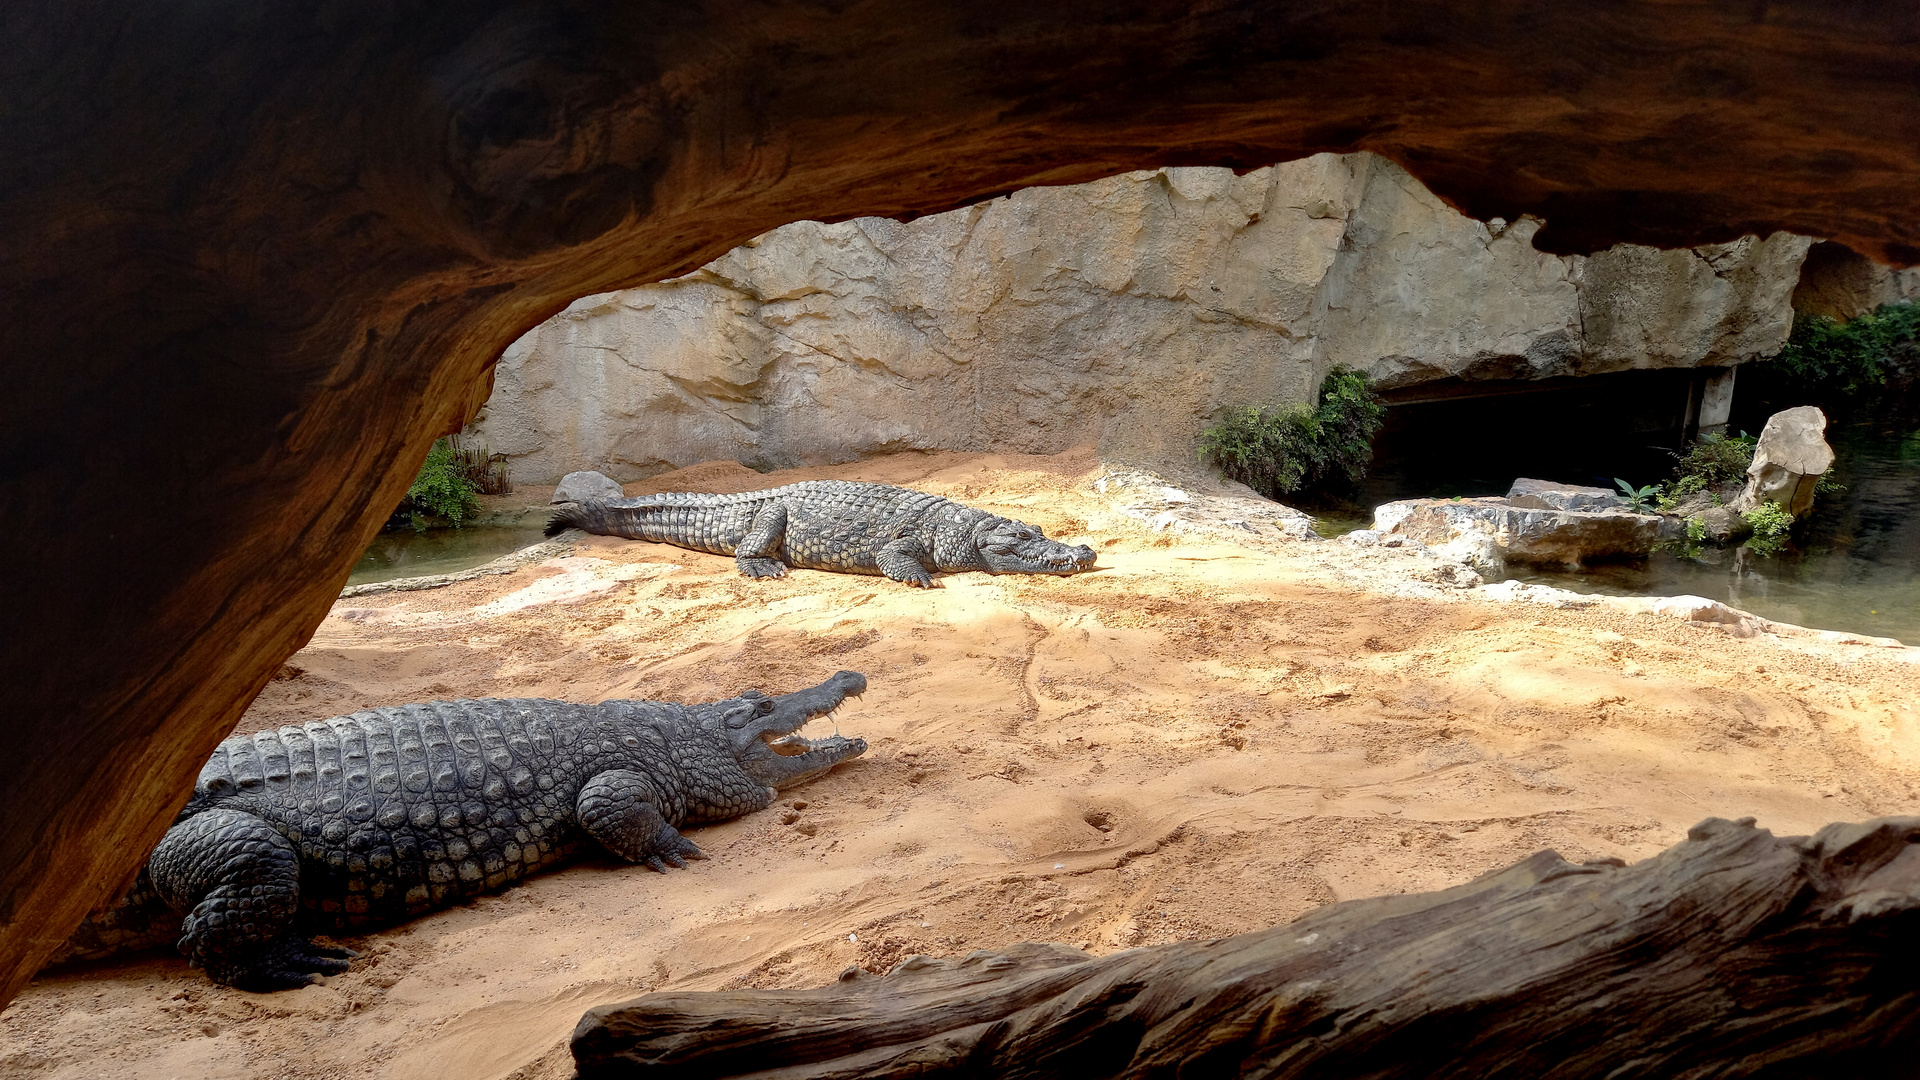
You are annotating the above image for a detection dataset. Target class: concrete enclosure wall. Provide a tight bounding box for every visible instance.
[479,153,1812,484]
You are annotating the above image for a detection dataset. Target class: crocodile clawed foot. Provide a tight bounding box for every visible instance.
[199,934,358,992]
[643,833,706,872]
[737,557,787,579]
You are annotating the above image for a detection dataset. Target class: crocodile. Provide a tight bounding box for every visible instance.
[547,480,1097,587]
[59,672,868,991]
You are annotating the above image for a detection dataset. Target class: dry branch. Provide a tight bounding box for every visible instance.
[574,816,1920,1078]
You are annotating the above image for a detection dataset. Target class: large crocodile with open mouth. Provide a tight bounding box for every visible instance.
[547,479,1097,586]
[57,672,868,990]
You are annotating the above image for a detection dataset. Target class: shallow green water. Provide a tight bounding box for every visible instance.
[347,512,551,586]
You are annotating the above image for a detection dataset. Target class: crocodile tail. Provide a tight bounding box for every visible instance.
[545,493,743,550]
[545,497,682,537]
[42,869,178,969]
[545,502,591,537]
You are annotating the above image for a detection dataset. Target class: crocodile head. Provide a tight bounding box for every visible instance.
[724,670,869,789]
[972,516,1097,575]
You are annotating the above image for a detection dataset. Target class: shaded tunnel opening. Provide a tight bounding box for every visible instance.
[1347,366,1730,511]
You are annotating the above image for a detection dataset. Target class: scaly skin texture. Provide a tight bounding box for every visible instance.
[72,672,868,992]
[547,481,1097,587]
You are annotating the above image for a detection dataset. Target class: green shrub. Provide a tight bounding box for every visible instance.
[1765,302,1920,394]
[400,438,483,530]
[1670,431,1756,491]
[1685,516,1707,543]
[1742,501,1795,557]
[392,432,513,531]
[1199,367,1386,499]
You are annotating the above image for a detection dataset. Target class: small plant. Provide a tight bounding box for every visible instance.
[1670,431,1756,490]
[448,431,514,496]
[1612,479,1662,514]
[1199,367,1386,499]
[1742,501,1795,557]
[1685,516,1707,543]
[392,430,512,531]
[1654,474,1709,513]
[400,438,483,530]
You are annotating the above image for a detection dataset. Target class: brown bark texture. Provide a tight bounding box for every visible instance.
[3,0,1919,1007]
[573,816,1920,1078]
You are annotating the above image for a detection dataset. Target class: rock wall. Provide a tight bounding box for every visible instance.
[478,154,1812,483]
[1791,241,1920,320]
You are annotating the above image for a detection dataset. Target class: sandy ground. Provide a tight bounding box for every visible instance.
[7,447,1920,1079]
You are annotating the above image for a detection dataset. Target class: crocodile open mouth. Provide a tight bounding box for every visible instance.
[1002,546,1097,574]
[764,703,850,756]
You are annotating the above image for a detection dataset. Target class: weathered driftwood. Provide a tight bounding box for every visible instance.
[573,816,1920,1078]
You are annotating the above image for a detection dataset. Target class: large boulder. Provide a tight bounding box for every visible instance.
[1376,488,1662,570]
[1732,407,1836,518]
[552,470,626,504]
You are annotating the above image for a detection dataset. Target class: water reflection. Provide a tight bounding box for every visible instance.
[348,512,551,587]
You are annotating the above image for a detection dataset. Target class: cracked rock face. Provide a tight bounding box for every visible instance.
[477,155,1812,483]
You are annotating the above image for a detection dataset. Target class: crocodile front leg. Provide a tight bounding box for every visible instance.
[577,770,710,872]
[148,808,354,990]
[876,534,935,587]
[734,502,789,579]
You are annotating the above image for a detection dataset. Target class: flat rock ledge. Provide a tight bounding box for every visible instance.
[572,815,1920,1079]
[1093,467,1321,547]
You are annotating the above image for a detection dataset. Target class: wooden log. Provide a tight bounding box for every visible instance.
[573,816,1920,1078]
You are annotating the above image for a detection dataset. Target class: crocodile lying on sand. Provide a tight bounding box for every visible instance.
[59,672,868,990]
[547,479,1097,586]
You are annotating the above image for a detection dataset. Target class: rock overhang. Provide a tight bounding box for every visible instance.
[5,0,1920,1007]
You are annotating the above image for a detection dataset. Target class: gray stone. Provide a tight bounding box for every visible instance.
[1506,478,1625,512]
[1655,515,1691,542]
[553,470,626,504]
[1731,406,1835,519]
[1665,490,1719,518]
[1374,496,1661,569]
[1693,506,1753,544]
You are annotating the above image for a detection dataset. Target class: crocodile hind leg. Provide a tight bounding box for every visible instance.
[734,502,789,578]
[578,770,711,872]
[147,808,354,990]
